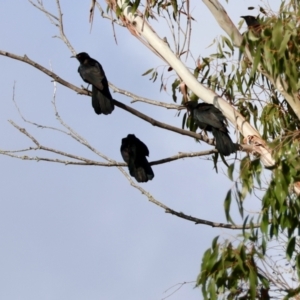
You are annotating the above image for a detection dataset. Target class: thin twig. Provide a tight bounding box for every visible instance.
[12,81,70,136]
[162,281,196,300]
[96,2,124,26]
[109,82,179,109]
[114,99,214,143]
[1,145,218,166]
[8,120,40,146]
[28,0,59,21]
[55,0,76,55]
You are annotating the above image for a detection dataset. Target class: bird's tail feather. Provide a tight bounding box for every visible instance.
[92,87,101,115]
[92,86,114,115]
[212,128,238,156]
[133,158,154,183]
[135,167,149,182]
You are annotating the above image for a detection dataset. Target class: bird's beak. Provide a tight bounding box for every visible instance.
[70,55,76,58]
[240,16,245,19]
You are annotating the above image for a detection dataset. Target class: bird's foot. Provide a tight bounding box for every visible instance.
[81,85,91,92]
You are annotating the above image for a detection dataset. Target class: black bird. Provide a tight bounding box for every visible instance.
[241,15,261,34]
[120,134,154,183]
[73,52,114,115]
[184,101,238,156]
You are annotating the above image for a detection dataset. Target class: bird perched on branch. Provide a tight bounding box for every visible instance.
[72,52,114,115]
[184,101,238,156]
[241,15,261,34]
[120,134,154,183]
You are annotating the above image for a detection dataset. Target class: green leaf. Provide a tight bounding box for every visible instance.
[237,245,246,273]
[131,0,140,15]
[141,68,154,76]
[296,254,300,279]
[181,112,187,130]
[150,71,158,82]
[249,268,257,300]
[261,236,267,255]
[212,236,219,249]
[278,30,292,57]
[258,273,269,289]
[242,215,249,237]
[208,279,217,300]
[193,67,200,78]
[272,19,283,50]
[250,44,262,77]
[286,236,296,260]
[260,211,268,235]
[171,79,180,102]
[224,190,234,223]
[221,36,234,52]
[170,0,178,16]
[115,5,122,17]
[227,163,234,181]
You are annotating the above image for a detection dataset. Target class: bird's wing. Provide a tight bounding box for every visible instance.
[79,61,106,91]
[135,138,150,157]
[121,139,130,164]
[194,105,227,131]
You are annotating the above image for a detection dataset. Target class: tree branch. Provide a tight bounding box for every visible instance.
[1,101,261,231]
[0,50,81,92]
[1,0,269,234]
[28,0,59,21]
[109,82,179,109]
[7,86,220,165]
[28,0,76,55]
[113,99,214,143]
[111,0,274,167]
[0,50,216,145]
[1,46,252,232]
[54,0,76,55]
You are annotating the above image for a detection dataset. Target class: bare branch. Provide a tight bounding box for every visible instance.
[9,82,219,165]
[0,152,102,166]
[165,208,263,229]
[55,0,76,55]
[1,143,218,166]
[8,120,40,147]
[109,82,179,109]
[3,56,254,231]
[12,82,70,136]
[89,0,96,27]
[113,99,215,144]
[0,51,82,92]
[28,0,59,21]
[0,50,218,146]
[162,281,196,300]
[150,150,217,165]
[29,0,75,54]
[119,163,263,229]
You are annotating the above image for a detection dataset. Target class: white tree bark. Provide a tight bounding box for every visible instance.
[116,0,275,166]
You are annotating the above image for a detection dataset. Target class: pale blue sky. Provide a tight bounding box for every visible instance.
[0,1,281,299]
